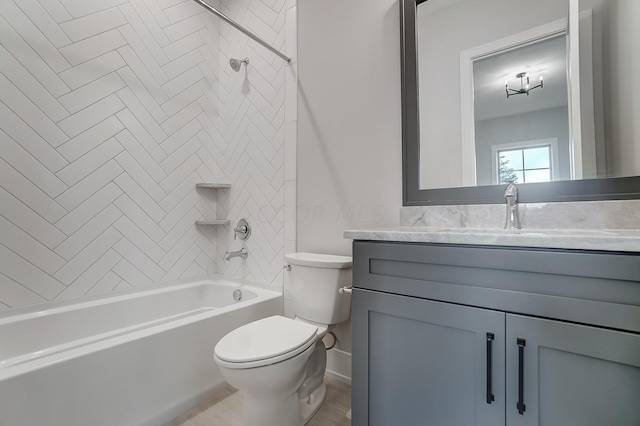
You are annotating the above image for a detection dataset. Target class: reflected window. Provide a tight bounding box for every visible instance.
[494,143,554,184]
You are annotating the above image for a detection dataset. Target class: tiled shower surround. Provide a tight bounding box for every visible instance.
[0,0,296,309]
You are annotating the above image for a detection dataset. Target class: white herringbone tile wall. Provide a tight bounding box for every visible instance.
[211,0,291,288]
[0,0,292,310]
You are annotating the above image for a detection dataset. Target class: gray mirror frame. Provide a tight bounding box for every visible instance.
[401,0,640,206]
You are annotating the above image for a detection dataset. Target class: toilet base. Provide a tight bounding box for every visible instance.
[300,382,327,424]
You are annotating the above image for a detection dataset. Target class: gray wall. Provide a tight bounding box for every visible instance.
[475,106,571,185]
[297,0,402,358]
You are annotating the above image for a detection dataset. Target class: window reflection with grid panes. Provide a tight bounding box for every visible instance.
[498,145,552,184]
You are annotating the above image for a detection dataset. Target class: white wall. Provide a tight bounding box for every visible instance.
[297,0,403,377]
[297,0,401,255]
[0,0,291,309]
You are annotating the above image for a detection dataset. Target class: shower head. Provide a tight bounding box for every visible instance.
[230,57,249,72]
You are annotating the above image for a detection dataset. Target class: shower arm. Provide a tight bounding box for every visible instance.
[191,0,292,64]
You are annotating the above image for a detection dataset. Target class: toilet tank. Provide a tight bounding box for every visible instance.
[284,253,352,325]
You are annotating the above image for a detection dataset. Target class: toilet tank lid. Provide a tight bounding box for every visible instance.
[285,252,352,269]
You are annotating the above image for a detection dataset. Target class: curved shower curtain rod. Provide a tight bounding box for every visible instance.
[191,0,292,63]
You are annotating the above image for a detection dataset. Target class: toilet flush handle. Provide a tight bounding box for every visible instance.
[338,285,352,294]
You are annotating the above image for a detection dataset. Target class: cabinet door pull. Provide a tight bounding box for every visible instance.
[486,333,495,404]
[517,338,527,415]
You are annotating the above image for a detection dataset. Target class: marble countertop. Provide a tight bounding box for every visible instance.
[343,227,640,252]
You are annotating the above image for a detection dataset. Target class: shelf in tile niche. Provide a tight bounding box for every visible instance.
[195,184,230,226]
[195,219,231,226]
[195,183,231,189]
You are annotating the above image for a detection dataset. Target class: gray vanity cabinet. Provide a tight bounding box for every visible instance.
[505,314,640,426]
[351,241,640,426]
[352,288,505,426]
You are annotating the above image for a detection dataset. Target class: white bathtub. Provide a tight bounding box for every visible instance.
[0,276,281,426]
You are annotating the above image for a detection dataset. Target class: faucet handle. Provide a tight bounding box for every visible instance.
[233,218,251,241]
[233,227,243,240]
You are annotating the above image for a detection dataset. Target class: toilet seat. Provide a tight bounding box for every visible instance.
[214,315,318,369]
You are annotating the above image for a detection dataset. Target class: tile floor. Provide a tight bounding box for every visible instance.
[165,377,351,426]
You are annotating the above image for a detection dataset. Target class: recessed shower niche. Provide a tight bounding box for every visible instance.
[195,183,231,226]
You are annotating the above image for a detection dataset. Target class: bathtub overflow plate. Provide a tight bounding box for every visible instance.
[233,289,243,301]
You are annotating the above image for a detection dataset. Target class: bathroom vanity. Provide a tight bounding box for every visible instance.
[380,0,640,422]
[347,231,640,425]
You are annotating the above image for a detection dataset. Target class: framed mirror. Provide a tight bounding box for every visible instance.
[401,0,640,205]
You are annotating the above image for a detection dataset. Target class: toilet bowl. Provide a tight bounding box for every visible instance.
[214,253,352,426]
[214,316,319,426]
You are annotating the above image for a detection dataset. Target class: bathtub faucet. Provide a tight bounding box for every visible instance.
[224,247,248,261]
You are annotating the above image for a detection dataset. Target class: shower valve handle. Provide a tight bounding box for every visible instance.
[233,219,251,241]
[234,225,247,239]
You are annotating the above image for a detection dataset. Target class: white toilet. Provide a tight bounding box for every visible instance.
[213,252,352,426]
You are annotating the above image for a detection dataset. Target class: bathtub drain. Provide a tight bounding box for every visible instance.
[233,289,243,301]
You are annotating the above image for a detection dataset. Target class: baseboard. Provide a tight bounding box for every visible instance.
[325,348,351,384]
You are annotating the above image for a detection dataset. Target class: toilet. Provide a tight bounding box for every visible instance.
[213,252,352,426]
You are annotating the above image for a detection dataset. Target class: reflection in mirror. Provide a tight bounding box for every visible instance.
[473,34,570,186]
[417,0,575,190]
[410,0,640,201]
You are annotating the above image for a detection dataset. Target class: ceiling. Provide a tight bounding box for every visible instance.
[473,35,568,122]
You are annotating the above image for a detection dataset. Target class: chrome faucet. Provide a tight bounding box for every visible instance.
[224,247,248,261]
[504,181,521,230]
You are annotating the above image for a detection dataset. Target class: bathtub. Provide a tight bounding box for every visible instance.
[0,276,281,426]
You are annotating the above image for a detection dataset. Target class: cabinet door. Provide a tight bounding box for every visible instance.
[506,314,640,426]
[352,289,505,426]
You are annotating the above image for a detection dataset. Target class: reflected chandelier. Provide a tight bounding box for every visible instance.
[505,72,543,98]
